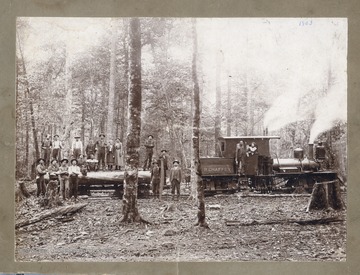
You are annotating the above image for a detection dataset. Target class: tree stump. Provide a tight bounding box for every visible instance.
[44,180,61,208]
[306,180,344,211]
[15,180,31,202]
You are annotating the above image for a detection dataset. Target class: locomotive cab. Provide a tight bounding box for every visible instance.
[200,136,280,194]
[217,136,280,176]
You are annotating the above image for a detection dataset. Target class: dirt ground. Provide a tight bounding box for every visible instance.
[15,182,346,262]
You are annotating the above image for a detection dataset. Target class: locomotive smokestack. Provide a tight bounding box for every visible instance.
[308,144,314,160]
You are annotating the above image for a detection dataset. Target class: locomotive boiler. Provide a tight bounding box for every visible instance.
[200,136,337,194]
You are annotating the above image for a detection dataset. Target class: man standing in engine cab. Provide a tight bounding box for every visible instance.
[235,140,246,175]
[143,135,155,171]
[247,141,258,156]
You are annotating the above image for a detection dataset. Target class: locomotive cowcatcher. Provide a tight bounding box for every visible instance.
[200,136,338,194]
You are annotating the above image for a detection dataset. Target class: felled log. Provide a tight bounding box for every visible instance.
[78,171,150,185]
[306,180,344,211]
[15,203,87,229]
[238,193,311,198]
[225,216,344,226]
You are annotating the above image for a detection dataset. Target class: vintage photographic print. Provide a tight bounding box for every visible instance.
[15,17,347,262]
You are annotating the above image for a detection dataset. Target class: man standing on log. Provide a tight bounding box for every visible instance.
[95,133,107,171]
[169,160,183,200]
[41,135,52,166]
[52,134,62,162]
[71,135,83,160]
[85,139,96,160]
[143,135,154,171]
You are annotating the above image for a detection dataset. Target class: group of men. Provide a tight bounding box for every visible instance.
[36,157,81,201]
[144,135,183,200]
[40,133,125,172]
[37,133,184,201]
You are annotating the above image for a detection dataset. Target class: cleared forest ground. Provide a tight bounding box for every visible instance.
[15,182,346,262]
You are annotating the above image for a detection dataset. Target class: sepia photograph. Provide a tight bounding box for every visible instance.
[15,17,347,262]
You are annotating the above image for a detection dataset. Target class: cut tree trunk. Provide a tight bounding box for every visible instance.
[192,19,208,228]
[306,180,344,211]
[15,180,31,202]
[159,158,164,201]
[225,216,344,226]
[15,203,87,229]
[44,180,61,208]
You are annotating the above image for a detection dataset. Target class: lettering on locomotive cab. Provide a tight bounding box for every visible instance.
[203,165,233,174]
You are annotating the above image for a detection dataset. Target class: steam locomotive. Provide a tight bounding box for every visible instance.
[200,136,338,194]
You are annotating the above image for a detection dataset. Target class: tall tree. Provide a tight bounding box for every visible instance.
[191,19,208,227]
[214,50,223,156]
[226,73,232,136]
[121,18,148,223]
[107,19,117,139]
[16,27,40,161]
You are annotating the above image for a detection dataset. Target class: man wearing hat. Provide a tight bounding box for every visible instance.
[36,158,47,197]
[143,135,155,171]
[68,159,81,200]
[169,159,183,200]
[159,149,168,187]
[58,158,70,200]
[85,139,96,160]
[52,134,62,161]
[48,159,60,182]
[71,135,83,160]
[150,159,161,199]
[41,134,52,166]
[95,133,107,170]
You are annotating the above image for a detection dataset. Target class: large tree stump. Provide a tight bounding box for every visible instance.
[15,180,31,202]
[306,180,344,211]
[44,180,61,208]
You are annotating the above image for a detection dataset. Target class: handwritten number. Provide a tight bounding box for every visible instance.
[299,20,312,26]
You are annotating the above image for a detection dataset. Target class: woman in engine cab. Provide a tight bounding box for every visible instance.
[247,141,258,157]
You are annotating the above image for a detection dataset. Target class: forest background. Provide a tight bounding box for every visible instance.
[15,17,347,180]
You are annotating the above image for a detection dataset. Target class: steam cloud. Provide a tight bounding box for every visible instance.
[309,81,347,143]
[264,21,347,143]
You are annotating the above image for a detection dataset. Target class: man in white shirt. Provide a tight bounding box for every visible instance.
[52,134,63,161]
[68,159,81,200]
[71,135,83,160]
